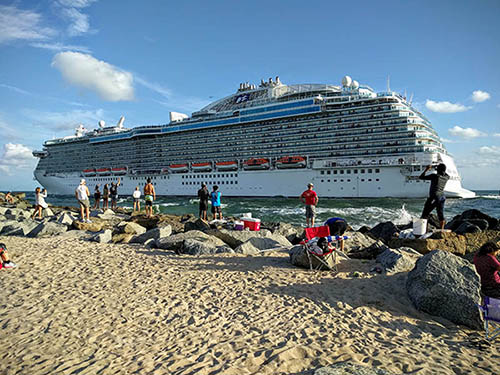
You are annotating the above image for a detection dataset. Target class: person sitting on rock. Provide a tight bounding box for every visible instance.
[473,241,500,298]
[5,192,14,204]
[324,217,348,253]
[0,243,17,269]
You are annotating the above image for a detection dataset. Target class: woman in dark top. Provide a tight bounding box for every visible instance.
[419,163,450,229]
[197,183,209,221]
[473,242,500,298]
[102,184,109,210]
[93,185,101,209]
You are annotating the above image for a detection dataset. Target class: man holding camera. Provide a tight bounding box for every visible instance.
[419,163,449,229]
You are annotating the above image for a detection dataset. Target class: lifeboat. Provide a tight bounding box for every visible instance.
[82,168,96,177]
[191,162,212,172]
[169,163,189,173]
[215,161,238,171]
[161,168,169,174]
[111,167,128,175]
[243,158,270,170]
[96,168,111,176]
[276,156,306,169]
[32,150,49,158]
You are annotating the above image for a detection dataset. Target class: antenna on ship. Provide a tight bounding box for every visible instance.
[409,93,414,105]
[116,116,125,128]
[387,75,391,92]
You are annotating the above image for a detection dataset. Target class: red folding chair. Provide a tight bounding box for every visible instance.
[302,226,338,272]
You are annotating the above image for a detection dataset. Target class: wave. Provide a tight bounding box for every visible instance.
[479,195,500,200]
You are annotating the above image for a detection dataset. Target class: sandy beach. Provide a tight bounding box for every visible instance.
[0,235,498,375]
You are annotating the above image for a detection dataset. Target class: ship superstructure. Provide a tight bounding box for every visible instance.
[33,75,475,198]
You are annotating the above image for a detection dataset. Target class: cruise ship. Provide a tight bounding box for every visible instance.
[33,75,475,198]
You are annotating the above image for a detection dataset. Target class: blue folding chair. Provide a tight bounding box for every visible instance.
[478,296,500,341]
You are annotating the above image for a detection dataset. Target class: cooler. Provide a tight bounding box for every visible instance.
[242,218,261,231]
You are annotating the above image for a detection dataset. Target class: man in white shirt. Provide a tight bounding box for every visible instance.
[75,179,91,223]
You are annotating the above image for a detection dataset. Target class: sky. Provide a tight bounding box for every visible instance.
[0,0,499,191]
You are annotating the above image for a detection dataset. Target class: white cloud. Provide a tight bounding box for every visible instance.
[52,52,134,101]
[471,90,490,103]
[493,133,500,137]
[0,143,36,175]
[24,108,106,131]
[0,116,20,141]
[478,146,500,156]
[31,42,91,53]
[135,77,172,98]
[440,138,458,144]
[448,126,486,139]
[53,0,98,37]
[0,5,56,43]
[425,99,471,113]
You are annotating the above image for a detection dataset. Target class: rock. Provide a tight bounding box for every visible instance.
[116,221,147,235]
[376,247,422,273]
[72,220,104,232]
[1,220,39,236]
[369,221,399,243]
[455,222,481,235]
[15,201,29,210]
[180,238,233,255]
[267,222,304,244]
[97,209,116,220]
[315,363,395,375]
[235,237,289,255]
[388,232,467,256]
[446,209,499,232]
[91,229,112,243]
[0,220,20,234]
[184,218,211,232]
[463,230,500,255]
[12,192,26,200]
[156,230,227,252]
[27,221,68,238]
[44,207,54,217]
[406,250,483,329]
[56,212,75,226]
[348,239,389,260]
[130,225,172,244]
[207,228,273,249]
[112,233,134,244]
[289,245,335,270]
[357,225,371,234]
[343,231,379,254]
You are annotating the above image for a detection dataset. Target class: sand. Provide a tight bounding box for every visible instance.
[0,235,497,375]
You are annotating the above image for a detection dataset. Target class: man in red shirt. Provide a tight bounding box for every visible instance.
[473,242,500,298]
[300,183,319,227]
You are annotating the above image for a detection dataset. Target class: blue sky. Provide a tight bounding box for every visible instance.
[0,0,499,191]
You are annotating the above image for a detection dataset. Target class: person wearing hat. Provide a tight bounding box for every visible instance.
[300,182,318,227]
[197,182,209,221]
[75,179,91,223]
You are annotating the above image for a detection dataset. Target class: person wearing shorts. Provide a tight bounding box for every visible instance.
[133,186,141,212]
[143,178,156,218]
[102,184,109,210]
[110,177,121,211]
[300,183,318,227]
[324,217,348,252]
[75,179,91,223]
[210,185,222,220]
[197,183,209,221]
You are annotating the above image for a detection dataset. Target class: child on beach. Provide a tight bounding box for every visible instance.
[0,243,17,269]
[133,186,141,212]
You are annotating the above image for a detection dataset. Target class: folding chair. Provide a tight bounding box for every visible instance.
[478,296,500,341]
[302,226,349,272]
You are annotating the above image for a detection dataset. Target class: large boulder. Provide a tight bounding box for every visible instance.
[184,218,211,232]
[455,222,481,235]
[97,209,117,220]
[116,221,147,235]
[56,212,76,226]
[348,240,389,260]
[289,245,335,270]
[376,247,422,273]
[343,231,379,254]
[369,221,399,243]
[208,228,275,249]
[72,220,104,232]
[112,233,135,244]
[27,221,68,238]
[91,229,112,243]
[235,237,290,255]
[315,363,395,375]
[267,222,304,244]
[156,230,224,252]
[406,250,483,329]
[1,220,39,236]
[130,225,172,244]
[448,209,499,231]
[388,231,467,256]
[180,238,233,255]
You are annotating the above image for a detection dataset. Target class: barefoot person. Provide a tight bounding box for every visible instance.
[31,187,47,220]
[197,183,209,221]
[143,178,156,218]
[102,184,110,210]
[93,185,101,210]
[300,183,318,227]
[75,179,91,223]
[210,185,222,220]
[419,163,449,229]
[110,178,121,211]
[133,186,141,212]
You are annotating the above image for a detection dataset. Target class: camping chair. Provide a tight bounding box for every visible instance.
[302,226,349,272]
[478,296,500,341]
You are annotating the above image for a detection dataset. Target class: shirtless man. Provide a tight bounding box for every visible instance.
[143,178,156,218]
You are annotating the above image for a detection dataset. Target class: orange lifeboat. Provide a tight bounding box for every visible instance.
[111,167,128,175]
[82,168,96,177]
[276,156,306,169]
[215,161,238,171]
[191,162,212,172]
[243,158,270,170]
[169,163,189,173]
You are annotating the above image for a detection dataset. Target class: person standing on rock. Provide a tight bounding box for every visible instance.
[110,177,121,211]
[93,184,101,210]
[133,186,141,213]
[419,163,449,230]
[473,242,500,298]
[144,178,156,218]
[102,184,110,210]
[31,187,48,220]
[300,183,318,227]
[75,179,91,223]
[210,185,222,220]
[197,183,209,221]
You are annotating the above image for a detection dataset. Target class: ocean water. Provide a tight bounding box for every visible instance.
[20,190,500,229]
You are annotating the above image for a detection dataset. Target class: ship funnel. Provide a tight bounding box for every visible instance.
[98,120,105,128]
[116,116,125,128]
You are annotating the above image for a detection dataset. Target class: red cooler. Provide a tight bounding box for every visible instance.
[242,218,261,231]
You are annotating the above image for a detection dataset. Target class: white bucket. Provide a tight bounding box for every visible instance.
[242,212,252,218]
[413,219,427,236]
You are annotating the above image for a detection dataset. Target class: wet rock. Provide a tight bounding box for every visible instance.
[235,237,289,255]
[315,363,395,375]
[116,221,147,235]
[406,250,483,330]
[369,221,399,243]
[376,247,422,273]
[91,229,112,243]
[184,218,211,232]
[27,221,68,238]
[130,225,172,244]
[289,245,335,270]
[455,222,481,235]
[180,238,233,255]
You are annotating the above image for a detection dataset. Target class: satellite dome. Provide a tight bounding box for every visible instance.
[341,75,352,87]
[98,120,105,128]
[351,80,359,89]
